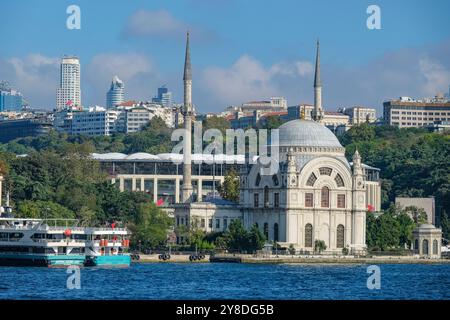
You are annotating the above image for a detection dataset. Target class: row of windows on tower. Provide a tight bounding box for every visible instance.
[253,187,346,208]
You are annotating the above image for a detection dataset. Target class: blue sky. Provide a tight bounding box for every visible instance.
[1,0,449,113]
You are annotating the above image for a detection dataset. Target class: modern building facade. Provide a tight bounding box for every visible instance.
[106,76,124,108]
[383,96,450,128]
[0,117,52,143]
[0,89,23,112]
[70,107,124,136]
[56,56,81,110]
[152,86,173,107]
[93,152,242,205]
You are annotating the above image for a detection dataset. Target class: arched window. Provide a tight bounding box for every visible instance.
[305,224,313,247]
[255,173,261,187]
[272,174,279,186]
[433,240,438,255]
[306,173,317,187]
[334,174,345,187]
[264,186,269,208]
[263,223,269,239]
[321,186,330,208]
[336,224,345,248]
[414,239,419,251]
[422,239,429,255]
[319,167,332,176]
[274,223,279,242]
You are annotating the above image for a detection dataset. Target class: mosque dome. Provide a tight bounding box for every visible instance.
[275,119,343,148]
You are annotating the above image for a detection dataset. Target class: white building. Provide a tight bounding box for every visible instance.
[106,76,124,108]
[383,96,450,128]
[170,37,379,253]
[123,104,174,133]
[342,106,377,125]
[56,56,81,110]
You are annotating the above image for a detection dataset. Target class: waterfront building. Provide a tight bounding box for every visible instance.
[412,224,442,258]
[152,85,173,107]
[56,56,81,110]
[97,37,381,252]
[0,86,23,112]
[383,95,450,128]
[106,76,125,108]
[395,197,436,225]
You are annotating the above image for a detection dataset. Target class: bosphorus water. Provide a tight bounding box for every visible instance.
[0,263,449,300]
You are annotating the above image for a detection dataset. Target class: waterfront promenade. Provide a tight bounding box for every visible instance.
[135,253,450,264]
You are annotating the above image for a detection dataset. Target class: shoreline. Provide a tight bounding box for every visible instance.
[134,254,450,265]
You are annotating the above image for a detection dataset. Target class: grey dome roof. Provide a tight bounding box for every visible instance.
[275,119,343,148]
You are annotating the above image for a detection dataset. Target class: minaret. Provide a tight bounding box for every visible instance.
[312,40,324,122]
[181,32,194,203]
[352,149,367,254]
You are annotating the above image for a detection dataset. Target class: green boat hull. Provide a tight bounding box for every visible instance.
[85,255,131,267]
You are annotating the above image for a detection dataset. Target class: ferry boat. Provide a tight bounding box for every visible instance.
[0,209,131,267]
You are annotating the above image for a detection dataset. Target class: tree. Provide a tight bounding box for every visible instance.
[248,224,266,251]
[314,240,327,254]
[260,116,284,130]
[403,206,428,224]
[16,200,75,220]
[440,209,450,241]
[129,202,174,249]
[217,169,240,202]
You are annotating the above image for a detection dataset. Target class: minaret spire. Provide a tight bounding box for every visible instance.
[313,39,323,122]
[183,31,192,82]
[181,31,194,203]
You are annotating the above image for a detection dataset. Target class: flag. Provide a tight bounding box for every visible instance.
[156,198,164,206]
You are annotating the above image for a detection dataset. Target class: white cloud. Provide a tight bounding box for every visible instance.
[419,58,450,96]
[124,9,185,38]
[199,55,312,107]
[0,54,59,108]
[85,53,157,105]
[123,9,215,41]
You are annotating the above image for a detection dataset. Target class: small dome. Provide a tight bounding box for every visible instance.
[275,119,342,148]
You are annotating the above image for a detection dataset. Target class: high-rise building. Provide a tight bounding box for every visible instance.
[106,76,125,108]
[0,81,23,111]
[56,56,81,110]
[152,85,172,107]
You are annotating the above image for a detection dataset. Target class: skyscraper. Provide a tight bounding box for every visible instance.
[106,76,125,108]
[152,85,173,107]
[0,81,23,111]
[56,56,81,110]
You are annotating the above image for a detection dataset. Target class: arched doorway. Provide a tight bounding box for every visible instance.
[422,239,429,255]
[433,240,438,255]
[336,224,345,248]
[305,224,313,247]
